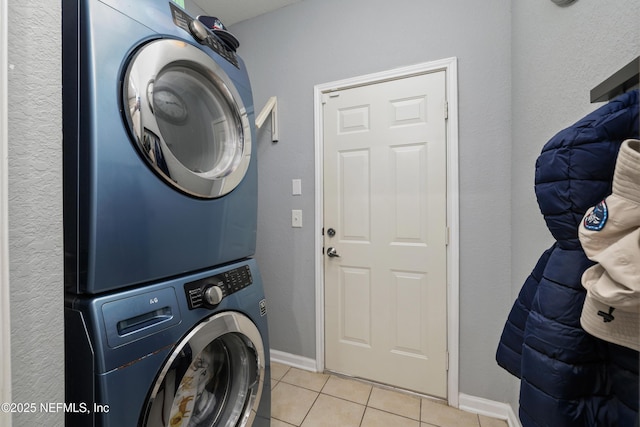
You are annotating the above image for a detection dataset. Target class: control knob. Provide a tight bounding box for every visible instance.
[204,284,224,306]
[189,19,209,42]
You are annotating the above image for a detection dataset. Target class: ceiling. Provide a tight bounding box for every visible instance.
[192,0,302,26]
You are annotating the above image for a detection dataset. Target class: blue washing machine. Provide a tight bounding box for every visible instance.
[65,258,271,426]
[63,0,259,294]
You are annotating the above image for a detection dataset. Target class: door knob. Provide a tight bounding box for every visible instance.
[326,247,340,258]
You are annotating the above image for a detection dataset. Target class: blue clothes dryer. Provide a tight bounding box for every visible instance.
[65,258,271,427]
[63,0,258,294]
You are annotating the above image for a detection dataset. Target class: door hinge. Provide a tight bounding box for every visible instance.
[444,100,449,119]
[322,92,341,104]
[445,226,450,246]
[446,351,450,371]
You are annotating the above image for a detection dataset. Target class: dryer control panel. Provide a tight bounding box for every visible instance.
[170,2,239,68]
[184,265,253,309]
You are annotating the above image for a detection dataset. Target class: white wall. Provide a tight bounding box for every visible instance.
[7,1,64,426]
[231,0,515,403]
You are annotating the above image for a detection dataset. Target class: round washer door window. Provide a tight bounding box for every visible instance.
[141,312,265,427]
[123,39,251,198]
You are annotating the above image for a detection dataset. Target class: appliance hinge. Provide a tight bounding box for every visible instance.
[444,100,449,119]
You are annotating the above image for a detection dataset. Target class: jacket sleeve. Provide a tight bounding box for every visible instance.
[579,139,640,351]
[579,139,640,309]
[581,228,640,309]
[496,244,555,378]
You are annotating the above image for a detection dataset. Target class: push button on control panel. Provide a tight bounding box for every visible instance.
[184,265,253,309]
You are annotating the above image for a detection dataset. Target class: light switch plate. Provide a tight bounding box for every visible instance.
[291,209,302,228]
[292,179,302,196]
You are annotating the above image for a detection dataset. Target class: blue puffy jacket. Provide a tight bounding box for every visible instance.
[496,90,639,427]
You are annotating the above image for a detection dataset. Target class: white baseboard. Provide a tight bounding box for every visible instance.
[459,393,521,427]
[269,349,318,372]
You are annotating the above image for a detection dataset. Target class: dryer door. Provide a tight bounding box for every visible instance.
[141,312,265,427]
[123,39,251,198]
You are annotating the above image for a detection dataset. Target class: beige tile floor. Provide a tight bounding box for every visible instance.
[270,362,509,427]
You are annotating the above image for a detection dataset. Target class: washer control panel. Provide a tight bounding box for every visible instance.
[184,265,253,309]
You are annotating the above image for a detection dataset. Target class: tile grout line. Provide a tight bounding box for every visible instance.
[367,406,424,424]
[297,390,321,427]
[298,373,331,426]
[357,384,374,427]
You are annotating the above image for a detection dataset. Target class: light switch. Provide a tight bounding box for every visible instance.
[292,179,302,196]
[291,209,302,228]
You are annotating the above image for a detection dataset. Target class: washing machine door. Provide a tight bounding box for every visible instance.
[141,312,265,427]
[123,39,251,198]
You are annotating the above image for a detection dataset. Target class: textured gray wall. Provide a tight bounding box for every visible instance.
[510,0,640,407]
[233,0,640,407]
[7,1,64,426]
[5,0,637,418]
[231,0,515,403]
[511,0,640,292]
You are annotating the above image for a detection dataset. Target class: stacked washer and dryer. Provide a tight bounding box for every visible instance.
[62,1,270,426]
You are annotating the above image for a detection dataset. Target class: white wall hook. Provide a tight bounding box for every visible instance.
[255,96,279,142]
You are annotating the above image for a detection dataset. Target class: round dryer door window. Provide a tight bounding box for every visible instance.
[141,312,265,427]
[123,39,252,198]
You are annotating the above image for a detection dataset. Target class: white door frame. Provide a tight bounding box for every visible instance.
[313,57,460,407]
[1,0,12,423]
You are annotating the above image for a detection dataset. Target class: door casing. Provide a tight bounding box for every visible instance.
[313,57,460,407]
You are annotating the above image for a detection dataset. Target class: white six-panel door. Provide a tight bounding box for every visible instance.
[323,70,448,398]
